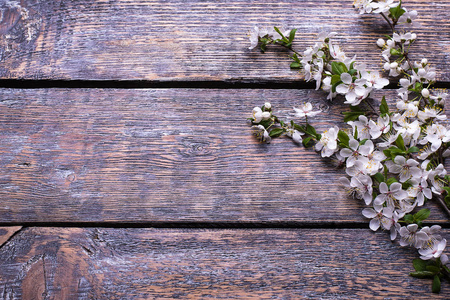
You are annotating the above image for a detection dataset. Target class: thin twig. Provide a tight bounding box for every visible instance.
[274,41,302,57]
[365,99,379,116]
[380,12,395,32]
[435,194,450,219]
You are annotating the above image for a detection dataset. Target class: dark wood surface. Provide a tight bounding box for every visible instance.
[1,227,449,299]
[1,0,449,298]
[0,0,448,82]
[0,88,448,224]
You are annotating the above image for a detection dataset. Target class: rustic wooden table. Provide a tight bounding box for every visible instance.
[0,0,449,299]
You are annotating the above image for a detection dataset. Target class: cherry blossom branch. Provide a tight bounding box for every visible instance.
[436,194,450,218]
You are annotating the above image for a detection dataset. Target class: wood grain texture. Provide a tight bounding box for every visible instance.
[0,0,448,82]
[0,226,21,247]
[0,88,448,224]
[1,227,449,299]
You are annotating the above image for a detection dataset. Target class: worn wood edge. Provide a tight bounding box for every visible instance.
[0,88,449,223]
[0,226,22,248]
[0,227,449,299]
[0,0,448,81]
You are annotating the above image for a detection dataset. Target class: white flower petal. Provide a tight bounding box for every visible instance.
[379,182,388,194]
[369,218,380,231]
[341,73,353,84]
[362,208,377,218]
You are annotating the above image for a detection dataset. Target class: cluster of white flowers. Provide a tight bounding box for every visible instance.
[313,2,449,262]
[336,103,449,257]
[248,26,289,50]
[354,0,400,14]
[248,0,450,291]
[251,103,273,143]
[301,32,389,105]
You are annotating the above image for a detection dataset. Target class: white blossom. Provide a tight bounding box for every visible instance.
[398,9,418,25]
[374,182,408,207]
[252,125,271,143]
[315,126,339,157]
[293,102,321,118]
[252,106,271,123]
[419,239,447,260]
[336,73,368,105]
[399,224,429,248]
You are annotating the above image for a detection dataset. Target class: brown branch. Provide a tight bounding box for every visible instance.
[435,194,450,219]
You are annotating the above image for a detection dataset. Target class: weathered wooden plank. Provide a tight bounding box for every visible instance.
[0,0,448,81]
[1,227,449,299]
[0,226,21,247]
[0,88,448,224]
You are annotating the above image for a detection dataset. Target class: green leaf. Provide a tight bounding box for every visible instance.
[348,69,357,76]
[373,173,385,184]
[331,61,348,75]
[386,177,398,186]
[338,130,350,148]
[383,149,392,159]
[293,123,305,133]
[350,61,355,70]
[389,4,406,20]
[390,48,402,56]
[331,74,341,85]
[273,26,288,42]
[390,147,405,156]
[414,82,422,92]
[413,258,428,272]
[414,208,430,222]
[395,134,406,151]
[404,214,414,224]
[380,96,389,115]
[269,128,285,138]
[343,111,365,122]
[402,181,412,190]
[409,271,435,278]
[291,53,300,63]
[442,186,450,195]
[331,62,341,75]
[432,275,441,293]
[426,265,441,274]
[305,124,319,139]
[445,195,450,208]
[290,62,301,69]
[407,146,420,154]
[302,136,313,147]
[260,42,267,53]
[289,28,297,42]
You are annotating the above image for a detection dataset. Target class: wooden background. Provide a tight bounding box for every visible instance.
[0,0,449,298]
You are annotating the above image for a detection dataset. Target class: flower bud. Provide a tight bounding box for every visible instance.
[261,111,271,120]
[399,78,410,87]
[264,102,271,110]
[421,88,430,98]
[384,62,391,70]
[376,38,385,48]
[421,58,428,65]
[390,62,398,69]
[292,130,302,144]
[390,48,401,56]
[418,68,426,77]
[411,33,417,40]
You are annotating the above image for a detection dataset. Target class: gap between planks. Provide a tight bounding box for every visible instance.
[0,79,449,89]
